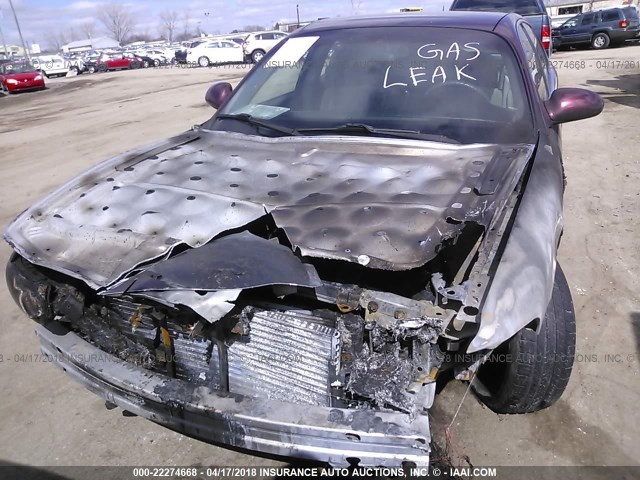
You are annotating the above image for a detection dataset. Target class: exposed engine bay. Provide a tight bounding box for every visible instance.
[6,183,513,420]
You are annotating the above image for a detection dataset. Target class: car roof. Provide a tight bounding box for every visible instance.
[249,30,286,35]
[298,12,511,34]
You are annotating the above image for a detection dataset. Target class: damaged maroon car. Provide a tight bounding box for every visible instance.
[5,13,603,466]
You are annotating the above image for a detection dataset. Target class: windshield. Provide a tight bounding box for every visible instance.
[2,63,37,74]
[212,27,533,145]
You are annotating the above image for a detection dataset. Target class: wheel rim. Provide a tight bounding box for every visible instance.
[253,51,264,62]
[199,57,208,67]
[595,36,605,47]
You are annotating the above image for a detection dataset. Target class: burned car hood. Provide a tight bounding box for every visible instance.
[4,129,534,288]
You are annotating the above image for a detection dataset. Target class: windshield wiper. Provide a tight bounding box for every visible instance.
[294,123,459,144]
[216,113,298,136]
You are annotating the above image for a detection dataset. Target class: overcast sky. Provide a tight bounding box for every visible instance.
[0,0,453,49]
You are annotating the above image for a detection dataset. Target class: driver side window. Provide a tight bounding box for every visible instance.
[518,23,550,100]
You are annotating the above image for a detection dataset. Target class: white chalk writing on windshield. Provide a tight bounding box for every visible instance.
[383,42,481,88]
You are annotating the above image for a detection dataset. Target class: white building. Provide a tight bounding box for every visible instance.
[61,37,120,54]
[0,44,29,57]
[546,0,639,16]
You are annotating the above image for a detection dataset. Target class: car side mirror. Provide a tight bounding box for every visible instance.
[544,88,603,124]
[205,82,233,109]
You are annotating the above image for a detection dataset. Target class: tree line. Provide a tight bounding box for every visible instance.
[45,2,268,50]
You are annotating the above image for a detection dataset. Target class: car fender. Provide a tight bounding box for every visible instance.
[468,139,564,353]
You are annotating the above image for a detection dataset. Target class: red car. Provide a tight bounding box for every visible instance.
[0,62,45,94]
[95,53,142,72]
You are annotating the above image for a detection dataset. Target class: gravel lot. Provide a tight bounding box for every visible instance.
[0,44,638,476]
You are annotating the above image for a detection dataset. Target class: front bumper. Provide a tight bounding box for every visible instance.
[35,322,430,467]
[6,80,45,92]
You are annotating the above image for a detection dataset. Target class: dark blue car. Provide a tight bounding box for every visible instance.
[553,7,640,49]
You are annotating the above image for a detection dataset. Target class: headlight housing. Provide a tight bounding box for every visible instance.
[34,75,43,81]
[6,79,18,85]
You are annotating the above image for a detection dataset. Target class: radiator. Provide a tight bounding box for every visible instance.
[225,308,340,407]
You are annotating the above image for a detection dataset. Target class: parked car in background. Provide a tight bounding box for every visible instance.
[186,40,244,67]
[96,53,142,72]
[4,12,603,467]
[31,55,69,77]
[174,40,207,64]
[83,56,99,74]
[0,62,45,94]
[450,0,552,55]
[68,58,86,75]
[135,49,169,66]
[130,53,155,68]
[242,30,287,62]
[552,7,639,49]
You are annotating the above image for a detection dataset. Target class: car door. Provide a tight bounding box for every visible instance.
[558,16,580,44]
[204,42,221,62]
[215,42,231,62]
[109,55,124,69]
[220,41,243,62]
[574,12,597,43]
[103,55,115,69]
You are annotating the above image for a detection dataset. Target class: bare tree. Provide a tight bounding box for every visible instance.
[127,32,152,43]
[79,20,96,39]
[68,26,80,42]
[350,0,362,15]
[159,10,178,42]
[179,12,192,41]
[44,30,68,51]
[97,2,135,43]
[243,24,265,32]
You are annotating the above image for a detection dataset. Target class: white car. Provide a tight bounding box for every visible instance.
[31,55,73,77]
[186,40,244,67]
[242,31,288,63]
[136,49,169,66]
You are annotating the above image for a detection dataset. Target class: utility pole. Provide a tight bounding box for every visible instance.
[0,21,8,59]
[0,7,9,59]
[296,4,300,28]
[8,0,30,61]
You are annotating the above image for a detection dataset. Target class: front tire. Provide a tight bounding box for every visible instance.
[97,64,108,73]
[591,33,610,49]
[198,56,210,67]
[474,264,576,414]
